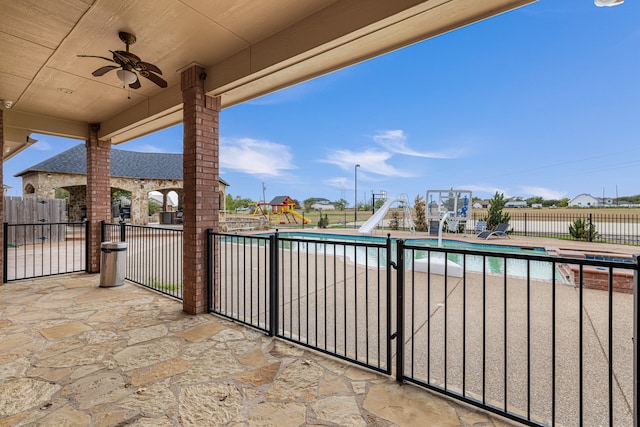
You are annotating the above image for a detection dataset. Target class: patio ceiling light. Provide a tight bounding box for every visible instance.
[116,69,138,85]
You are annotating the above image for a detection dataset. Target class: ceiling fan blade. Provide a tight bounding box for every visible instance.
[140,70,168,88]
[138,61,162,75]
[92,65,119,77]
[129,78,141,89]
[78,54,116,63]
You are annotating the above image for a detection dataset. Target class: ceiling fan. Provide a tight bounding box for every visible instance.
[78,31,167,89]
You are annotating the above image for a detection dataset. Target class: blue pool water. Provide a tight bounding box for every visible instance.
[267,232,561,281]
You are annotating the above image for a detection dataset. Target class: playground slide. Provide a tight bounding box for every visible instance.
[290,210,311,224]
[358,198,403,233]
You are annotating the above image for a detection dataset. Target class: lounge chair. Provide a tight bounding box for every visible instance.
[477,223,510,239]
[472,220,486,233]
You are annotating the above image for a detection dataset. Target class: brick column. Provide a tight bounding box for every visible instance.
[86,124,111,273]
[181,64,220,315]
[0,110,4,284]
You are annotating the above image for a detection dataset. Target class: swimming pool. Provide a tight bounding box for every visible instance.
[268,232,562,281]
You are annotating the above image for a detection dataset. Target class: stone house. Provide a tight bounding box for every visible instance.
[15,144,228,225]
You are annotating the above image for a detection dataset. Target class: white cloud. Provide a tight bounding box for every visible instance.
[324,177,350,190]
[33,141,52,151]
[520,186,567,200]
[220,137,295,176]
[134,144,169,153]
[464,185,510,198]
[373,130,454,158]
[322,149,414,178]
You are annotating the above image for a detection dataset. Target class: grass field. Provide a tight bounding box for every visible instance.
[228,206,640,230]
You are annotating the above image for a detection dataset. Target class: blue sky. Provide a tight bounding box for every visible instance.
[4,0,639,206]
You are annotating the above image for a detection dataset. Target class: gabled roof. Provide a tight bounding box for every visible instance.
[269,196,295,205]
[15,144,229,186]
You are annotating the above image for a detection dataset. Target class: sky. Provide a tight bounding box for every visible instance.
[4,0,640,207]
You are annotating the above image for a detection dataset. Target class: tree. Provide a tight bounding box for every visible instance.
[413,195,428,232]
[484,192,510,230]
[55,188,69,200]
[303,198,315,213]
[390,210,400,230]
[526,196,543,206]
[226,194,255,211]
[333,198,347,211]
[148,198,161,215]
[558,198,570,208]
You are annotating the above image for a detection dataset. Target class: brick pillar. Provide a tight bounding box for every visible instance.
[181,64,220,315]
[0,110,4,284]
[86,124,111,273]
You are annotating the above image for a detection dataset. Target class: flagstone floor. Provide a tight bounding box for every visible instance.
[0,273,518,426]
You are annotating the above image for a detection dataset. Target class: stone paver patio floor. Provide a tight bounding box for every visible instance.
[0,273,520,426]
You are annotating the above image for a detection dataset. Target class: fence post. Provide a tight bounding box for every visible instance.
[395,238,405,382]
[86,219,90,273]
[634,254,639,427]
[524,212,527,236]
[589,213,594,243]
[385,234,394,375]
[269,231,279,337]
[120,221,126,242]
[207,229,213,312]
[3,223,8,283]
[100,220,105,243]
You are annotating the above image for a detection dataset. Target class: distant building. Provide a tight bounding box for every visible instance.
[505,199,527,208]
[569,194,605,208]
[310,198,336,210]
[472,200,490,209]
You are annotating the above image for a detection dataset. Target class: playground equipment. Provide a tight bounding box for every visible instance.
[252,196,311,225]
[358,193,415,234]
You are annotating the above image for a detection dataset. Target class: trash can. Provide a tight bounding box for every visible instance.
[100,242,127,287]
[160,211,174,224]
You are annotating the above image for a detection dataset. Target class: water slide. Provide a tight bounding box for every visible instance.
[358,198,404,233]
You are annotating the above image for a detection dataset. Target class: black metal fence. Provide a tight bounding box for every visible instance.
[103,222,183,299]
[3,222,88,282]
[210,231,393,375]
[209,230,639,427]
[470,211,640,245]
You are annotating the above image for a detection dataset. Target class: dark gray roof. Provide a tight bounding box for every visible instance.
[15,144,229,186]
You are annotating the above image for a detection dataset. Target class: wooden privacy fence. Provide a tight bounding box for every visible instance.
[3,196,68,245]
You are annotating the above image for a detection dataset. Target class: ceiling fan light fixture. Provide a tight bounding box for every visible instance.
[116,69,137,85]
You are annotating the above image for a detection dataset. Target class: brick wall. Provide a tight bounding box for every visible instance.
[86,125,111,273]
[181,64,220,314]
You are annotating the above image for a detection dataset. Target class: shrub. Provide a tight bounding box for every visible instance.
[413,195,428,232]
[484,192,511,230]
[569,218,598,241]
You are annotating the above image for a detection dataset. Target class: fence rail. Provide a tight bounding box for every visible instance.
[103,222,183,299]
[470,211,640,245]
[209,230,639,427]
[3,222,88,282]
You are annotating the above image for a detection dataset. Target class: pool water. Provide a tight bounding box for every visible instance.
[271,232,563,282]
